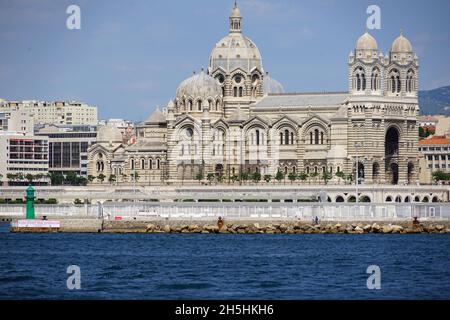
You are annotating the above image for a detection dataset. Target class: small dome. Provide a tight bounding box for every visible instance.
[230,4,241,18]
[391,33,413,53]
[356,31,378,51]
[145,107,166,124]
[97,124,123,143]
[263,74,284,94]
[176,70,222,99]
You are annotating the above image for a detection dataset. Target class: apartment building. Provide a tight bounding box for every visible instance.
[419,135,450,184]
[0,100,98,126]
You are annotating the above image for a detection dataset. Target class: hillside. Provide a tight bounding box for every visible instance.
[419,86,450,115]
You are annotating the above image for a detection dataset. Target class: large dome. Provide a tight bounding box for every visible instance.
[209,3,262,74]
[391,33,413,53]
[263,74,284,94]
[97,124,123,144]
[209,33,262,74]
[176,70,222,99]
[356,31,378,51]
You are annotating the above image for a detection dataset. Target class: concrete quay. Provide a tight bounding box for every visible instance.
[9,218,450,234]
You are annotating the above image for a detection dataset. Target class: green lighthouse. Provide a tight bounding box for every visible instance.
[26,184,35,220]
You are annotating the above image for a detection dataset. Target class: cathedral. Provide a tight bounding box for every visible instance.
[87,3,420,186]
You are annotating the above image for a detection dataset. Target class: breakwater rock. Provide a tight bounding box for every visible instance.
[100,220,450,235]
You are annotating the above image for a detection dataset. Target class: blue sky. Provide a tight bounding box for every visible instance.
[0,0,449,121]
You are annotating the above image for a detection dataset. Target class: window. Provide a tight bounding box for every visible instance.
[284,129,289,145]
[256,130,260,146]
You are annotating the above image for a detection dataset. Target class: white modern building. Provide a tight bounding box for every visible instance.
[36,124,97,176]
[0,100,98,126]
[0,132,49,186]
[0,109,34,134]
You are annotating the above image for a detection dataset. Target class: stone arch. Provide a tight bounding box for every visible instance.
[335,195,345,203]
[386,196,393,202]
[432,196,439,203]
[347,195,356,203]
[422,196,429,203]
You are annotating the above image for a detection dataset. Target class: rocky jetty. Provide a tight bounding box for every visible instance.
[100,220,450,235]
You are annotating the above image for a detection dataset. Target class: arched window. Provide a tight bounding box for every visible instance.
[233,87,238,97]
[354,67,365,92]
[239,87,243,97]
[407,70,415,93]
[291,132,294,145]
[157,159,160,170]
[130,159,135,170]
[197,100,202,111]
[141,158,145,170]
[149,159,153,170]
[280,132,283,145]
[188,100,193,111]
[284,129,289,145]
[314,129,319,145]
[310,132,313,144]
[321,132,324,145]
[389,69,401,93]
[371,67,380,91]
[256,130,260,146]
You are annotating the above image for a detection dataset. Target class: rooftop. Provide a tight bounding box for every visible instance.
[419,135,450,145]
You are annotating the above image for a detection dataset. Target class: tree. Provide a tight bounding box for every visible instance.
[195,173,204,184]
[310,172,319,184]
[97,174,106,184]
[231,175,239,184]
[240,172,249,185]
[322,171,332,185]
[207,173,215,184]
[16,173,24,183]
[263,174,272,184]
[25,174,35,184]
[298,172,308,184]
[252,172,261,184]
[346,174,354,184]
[217,174,225,184]
[87,175,96,184]
[275,171,284,184]
[76,176,88,186]
[108,174,116,185]
[288,173,297,184]
[48,172,64,186]
[6,173,16,185]
[335,171,345,185]
[65,171,78,185]
[432,171,450,183]
[132,172,140,182]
